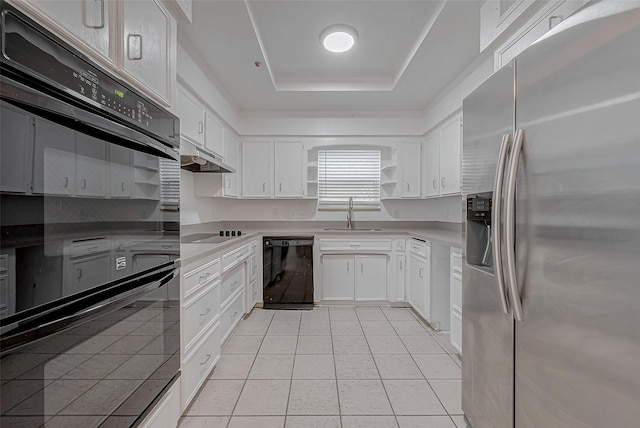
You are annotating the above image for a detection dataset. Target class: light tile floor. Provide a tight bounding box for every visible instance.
[180,306,468,428]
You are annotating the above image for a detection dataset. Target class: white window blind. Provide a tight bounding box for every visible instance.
[159,159,180,211]
[318,149,381,209]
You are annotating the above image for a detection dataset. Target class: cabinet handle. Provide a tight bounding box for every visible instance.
[419,267,424,278]
[279,183,282,192]
[399,260,403,270]
[226,178,231,189]
[64,176,69,188]
[441,177,446,188]
[121,182,126,192]
[231,311,238,318]
[83,0,104,29]
[200,308,212,318]
[350,243,361,248]
[361,263,363,274]
[347,262,349,273]
[200,354,211,366]
[432,179,437,189]
[127,34,143,60]
[199,273,211,282]
[406,182,410,192]
[198,122,204,134]
[77,268,83,279]
[263,182,266,192]
[549,15,564,29]
[82,178,87,189]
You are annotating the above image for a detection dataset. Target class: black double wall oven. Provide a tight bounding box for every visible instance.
[0,3,181,427]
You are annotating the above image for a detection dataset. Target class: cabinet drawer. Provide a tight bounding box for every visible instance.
[450,274,462,312]
[182,321,221,409]
[319,239,392,252]
[221,263,244,306]
[221,290,244,342]
[450,308,462,353]
[222,244,250,272]
[450,249,462,271]
[183,281,220,352]
[130,240,180,253]
[408,239,429,258]
[68,238,110,257]
[394,240,406,251]
[184,258,220,298]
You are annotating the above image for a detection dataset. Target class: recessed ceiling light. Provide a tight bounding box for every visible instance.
[320,24,358,53]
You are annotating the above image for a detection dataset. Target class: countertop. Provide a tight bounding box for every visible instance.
[180,226,462,267]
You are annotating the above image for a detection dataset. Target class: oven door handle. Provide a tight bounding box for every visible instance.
[0,267,177,354]
[0,75,178,161]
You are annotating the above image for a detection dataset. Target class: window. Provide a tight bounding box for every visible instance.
[159,159,180,211]
[318,149,381,209]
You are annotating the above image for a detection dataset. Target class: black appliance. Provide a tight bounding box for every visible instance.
[263,237,314,310]
[0,3,180,427]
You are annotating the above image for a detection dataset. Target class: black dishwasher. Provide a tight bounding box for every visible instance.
[263,236,314,309]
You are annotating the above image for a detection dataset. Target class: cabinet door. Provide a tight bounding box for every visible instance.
[409,254,427,318]
[27,0,111,62]
[439,116,462,195]
[355,255,387,301]
[422,132,440,197]
[76,134,107,197]
[109,145,132,197]
[205,111,224,158]
[122,0,172,103]
[395,253,406,301]
[67,253,111,295]
[223,130,240,197]
[176,87,204,145]
[34,118,76,195]
[274,141,303,198]
[400,142,421,198]
[242,141,272,198]
[322,255,354,300]
[1,105,32,193]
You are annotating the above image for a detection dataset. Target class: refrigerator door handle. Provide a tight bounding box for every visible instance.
[492,133,511,314]
[505,128,525,321]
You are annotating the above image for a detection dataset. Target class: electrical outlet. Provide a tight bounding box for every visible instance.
[297,210,306,218]
[288,210,296,219]
[272,208,279,218]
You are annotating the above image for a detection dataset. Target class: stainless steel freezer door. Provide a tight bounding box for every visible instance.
[513,3,640,427]
[462,62,515,428]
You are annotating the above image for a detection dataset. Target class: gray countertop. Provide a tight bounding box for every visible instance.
[180,226,462,267]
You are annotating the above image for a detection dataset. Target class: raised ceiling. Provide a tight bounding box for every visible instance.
[178,0,481,113]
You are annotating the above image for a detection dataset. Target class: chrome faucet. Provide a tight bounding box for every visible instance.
[347,197,354,229]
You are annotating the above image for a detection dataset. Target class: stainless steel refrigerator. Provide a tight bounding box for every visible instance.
[461,2,640,427]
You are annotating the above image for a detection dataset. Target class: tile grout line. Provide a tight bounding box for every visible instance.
[222,310,275,428]
[327,307,344,428]
[283,311,303,428]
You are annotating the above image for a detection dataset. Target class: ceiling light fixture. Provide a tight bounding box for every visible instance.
[320,24,358,53]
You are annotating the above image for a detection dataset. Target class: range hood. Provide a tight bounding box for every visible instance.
[180,140,235,173]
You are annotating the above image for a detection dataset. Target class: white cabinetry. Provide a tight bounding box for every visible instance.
[354,255,388,301]
[400,142,421,198]
[23,0,112,62]
[274,141,304,197]
[242,141,272,198]
[408,239,431,320]
[450,247,462,353]
[176,86,204,145]
[109,145,132,198]
[76,134,107,197]
[223,130,240,197]
[34,118,75,196]
[422,114,462,197]
[12,0,176,105]
[121,0,173,103]
[322,255,355,300]
[391,240,406,302]
[205,111,225,158]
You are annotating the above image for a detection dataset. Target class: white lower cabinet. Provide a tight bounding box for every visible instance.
[321,254,387,301]
[450,247,462,353]
[220,289,245,343]
[181,320,221,410]
[408,240,431,320]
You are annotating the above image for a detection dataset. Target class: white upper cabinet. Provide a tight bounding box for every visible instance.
[25,0,112,63]
[439,115,462,195]
[242,141,272,198]
[274,141,303,198]
[176,86,204,146]
[205,111,225,158]
[422,132,440,198]
[480,0,538,51]
[122,0,172,104]
[12,0,176,106]
[422,113,462,197]
[400,142,421,198]
[223,129,240,197]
